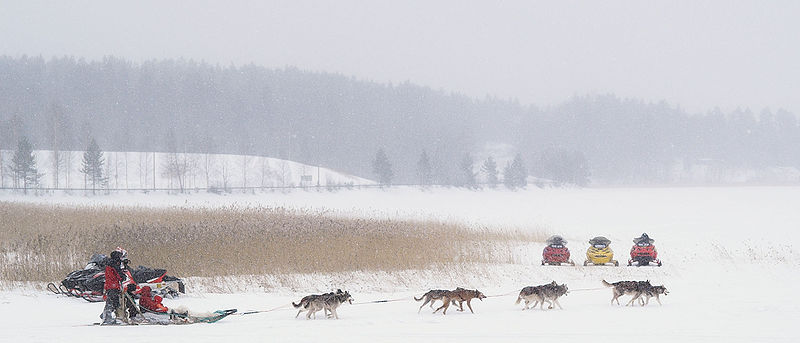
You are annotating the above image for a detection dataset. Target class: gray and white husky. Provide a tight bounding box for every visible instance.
[293,289,344,318]
[602,280,664,306]
[632,284,668,306]
[304,290,353,320]
[515,281,568,310]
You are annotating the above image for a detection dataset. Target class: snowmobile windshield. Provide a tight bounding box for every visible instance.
[85,253,107,269]
[546,235,567,246]
[636,241,651,247]
[589,237,611,246]
[592,244,608,249]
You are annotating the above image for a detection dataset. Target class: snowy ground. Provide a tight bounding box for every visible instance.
[1,186,799,342]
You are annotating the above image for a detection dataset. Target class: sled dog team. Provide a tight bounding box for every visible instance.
[292,280,667,319]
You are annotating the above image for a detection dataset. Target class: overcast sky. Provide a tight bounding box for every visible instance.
[1,0,798,114]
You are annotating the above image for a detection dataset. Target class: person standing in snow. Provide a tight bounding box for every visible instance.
[101,249,125,325]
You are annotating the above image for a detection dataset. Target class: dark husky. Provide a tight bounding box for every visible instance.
[304,290,353,320]
[515,281,568,310]
[414,287,466,313]
[433,288,486,315]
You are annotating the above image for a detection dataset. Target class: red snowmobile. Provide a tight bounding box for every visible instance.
[542,235,575,266]
[628,233,662,266]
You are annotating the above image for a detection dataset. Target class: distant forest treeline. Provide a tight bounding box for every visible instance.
[1,55,798,185]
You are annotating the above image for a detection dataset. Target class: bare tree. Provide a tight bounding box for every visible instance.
[260,158,271,188]
[200,133,215,189]
[109,152,118,188]
[161,152,188,193]
[124,151,128,189]
[0,124,6,188]
[51,151,64,188]
[242,154,250,190]
[105,153,114,194]
[278,159,292,187]
[0,151,5,188]
[220,159,230,192]
[63,150,73,189]
[152,151,156,190]
[137,152,152,190]
[47,104,67,189]
[239,132,252,191]
[203,153,214,189]
[116,122,132,190]
[0,150,5,188]
[162,130,188,193]
[187,154,200,191]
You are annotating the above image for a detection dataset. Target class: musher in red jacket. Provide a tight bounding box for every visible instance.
[101,249,126,325]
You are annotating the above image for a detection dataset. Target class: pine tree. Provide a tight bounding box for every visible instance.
[80,138,107,194]
[503,153,527,189]
[417,150,432,187]
[538,149,591,187]
[572,151,591,187]
[10,136,41,194]
[162,129,188,192]
[481,156,499,188]
[503,162,514,189]
[459,153,476,188]
[372,148,394,186]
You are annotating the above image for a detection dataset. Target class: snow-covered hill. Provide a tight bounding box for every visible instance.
[0,150,373,191]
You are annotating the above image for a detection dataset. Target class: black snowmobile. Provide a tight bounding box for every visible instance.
[48,253,185,302]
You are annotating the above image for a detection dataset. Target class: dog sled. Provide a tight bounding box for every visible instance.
[584,236,619,266]
[97,307,238,326]
[124,307,238,325]
[95,291,236,326]
[628,233,662,266]
[47,253,185,302]
[541,235,575,266]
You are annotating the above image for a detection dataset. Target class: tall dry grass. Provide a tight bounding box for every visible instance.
[0,202,545,282]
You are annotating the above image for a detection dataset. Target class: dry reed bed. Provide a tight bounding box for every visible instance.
[0,202,544,282]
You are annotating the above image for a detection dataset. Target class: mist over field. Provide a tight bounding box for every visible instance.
[2,56,799,187]
[1,1,799,187]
